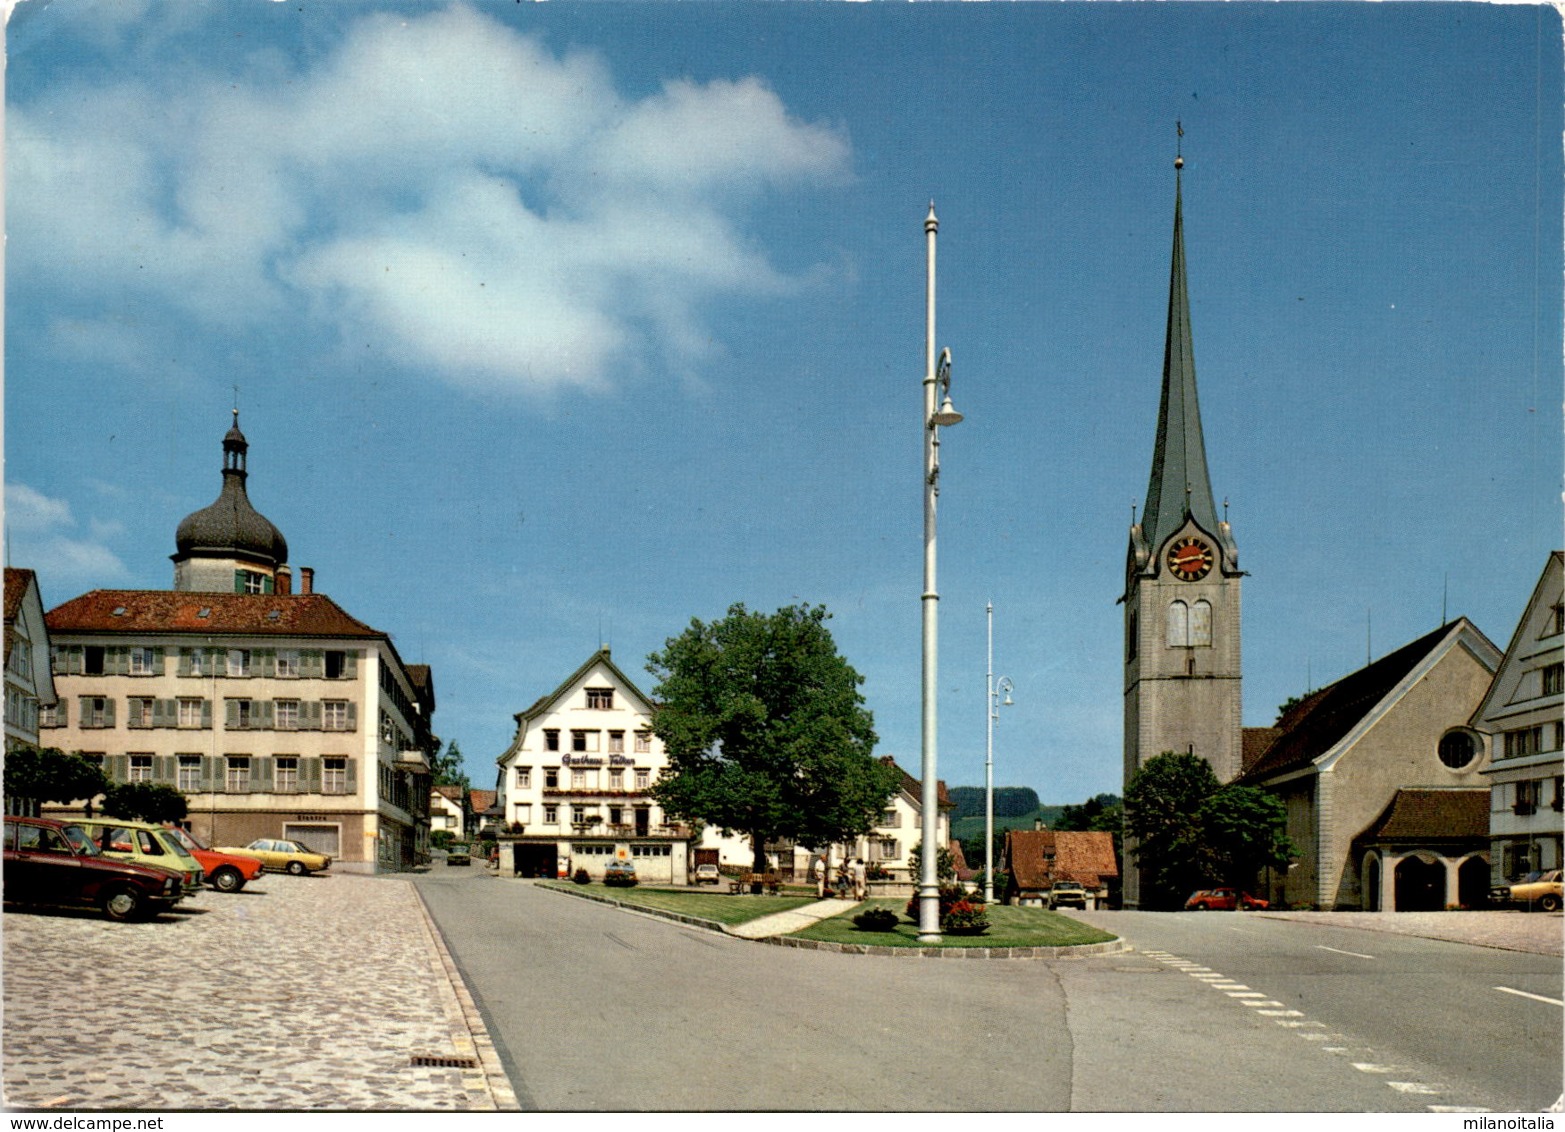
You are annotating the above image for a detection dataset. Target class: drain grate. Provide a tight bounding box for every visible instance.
[411,1054,480,1069]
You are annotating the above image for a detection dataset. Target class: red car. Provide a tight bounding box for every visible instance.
[3,816,185,921]
[161,826,266,893]
[1185,887,1269,911]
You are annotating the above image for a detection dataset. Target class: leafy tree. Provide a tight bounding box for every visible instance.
[100,782,188,824]
[907,840,957,884]
[647,603,896,876]
[1276,695,1305,722]
[1124,752,1221,909]
[430,740,471,793]
[1196,784,1296,890]
[2,744,108,809]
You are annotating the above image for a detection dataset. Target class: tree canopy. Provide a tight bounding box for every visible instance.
[100,782,189,825]
[1125,752,1294,908]
[2,744,108,807]
[647,603,896,871]
[430,740,470,794]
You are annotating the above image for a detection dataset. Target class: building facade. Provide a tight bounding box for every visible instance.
[39,415,436,872]
[1122,160,1244,906]
[1472,551,1564,883]
[5,568,60,816]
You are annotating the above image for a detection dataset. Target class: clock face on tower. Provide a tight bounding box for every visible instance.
[1167,536,1214,581]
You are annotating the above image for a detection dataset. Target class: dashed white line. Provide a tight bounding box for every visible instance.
[1317,944,1375,959]
[1495,985,1564,1007]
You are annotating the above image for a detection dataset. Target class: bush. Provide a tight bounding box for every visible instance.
[603,870,638,888]
[906,883,983,922]
[573,868,591,885]
[851,907,900,932]
[865,863,893,881]
[941,900,990,935]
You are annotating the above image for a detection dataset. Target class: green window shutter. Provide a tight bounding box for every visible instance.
[225,699,240,730]
[105,754,129,784]
[107,647,129,676]
[51,645,67,675]
[344,759,358,793]
[345,703,358,731]
[68,646,83,675]
[153,700,177,728]
[301,651,324,678]
[258,650,276,678]
[303,757,322,793]
[234,570,246,594]
[153,756,176,784]
[104,698,116,727]
[263,576,274,594]
[344,651,359,679]
[151,647,165,673]
[257,701,275,729]
[252,758,274,791]
[177,649,192,677]
[303,701,322,731]
[201,699,213,729]
[199,757,217,792]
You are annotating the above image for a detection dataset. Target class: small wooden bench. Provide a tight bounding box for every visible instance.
[729,872,782,895]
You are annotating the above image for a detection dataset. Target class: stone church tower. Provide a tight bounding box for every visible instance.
[1122,157,1244,906]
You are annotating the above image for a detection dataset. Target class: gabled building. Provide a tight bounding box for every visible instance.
[830,755,952,884]
[494,648,702,881]
[40,414,437,872]
[1003,827,1119,909]
[1471,551,1564,883]
[1240,618,1501,910]
[430,784,472,842]
[5,568,59,816]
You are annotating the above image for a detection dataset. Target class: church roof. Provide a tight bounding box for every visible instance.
[46,589,385,640]
[5,568,37,623]
[173,412,289,568]
[1139,169,1220,557]
[1355,788,1489,845]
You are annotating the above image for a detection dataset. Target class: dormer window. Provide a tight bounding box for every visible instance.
[586,688,614,710]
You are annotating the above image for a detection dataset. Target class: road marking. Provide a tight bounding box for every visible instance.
[1430,1107,1492,1113]
[1226,991,1266,998]
[1388,1082,1445,1095]
[1494,985,1565,1007]
[1316,944,1375,959]
[1352,1063,1396,1074]
[1257,1008,1305,1017]
[1242,1000,1286,1007]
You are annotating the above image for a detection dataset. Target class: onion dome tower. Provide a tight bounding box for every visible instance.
[172,410,290,593]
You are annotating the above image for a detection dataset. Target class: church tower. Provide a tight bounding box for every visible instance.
[171,411,291,594]
[1122,150,1243,905]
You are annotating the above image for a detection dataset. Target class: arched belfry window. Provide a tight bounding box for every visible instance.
[1127,610,1138,662]
[1191,600,1213,646]
[1166,601,1189,647]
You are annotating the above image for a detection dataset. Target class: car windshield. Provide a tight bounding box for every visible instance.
[159,834,198,862]
[59,825,101,856]
[166,827,205,851]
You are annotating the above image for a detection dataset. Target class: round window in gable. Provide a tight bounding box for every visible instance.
[1437,729,1479,771]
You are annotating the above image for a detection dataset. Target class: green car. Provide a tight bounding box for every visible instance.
[73,817,205,897]
[445,844,471,866]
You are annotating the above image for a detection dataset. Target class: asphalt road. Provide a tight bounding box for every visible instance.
[414,871,1558,1112]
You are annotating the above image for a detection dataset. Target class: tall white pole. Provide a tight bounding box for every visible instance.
[985,602,995,905]
[919,203,942,942]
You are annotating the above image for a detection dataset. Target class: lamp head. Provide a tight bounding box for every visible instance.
[932,395,963,427]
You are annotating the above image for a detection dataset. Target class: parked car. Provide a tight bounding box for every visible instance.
[73,817,205,896]
[1490,869,1562,912]
[693,862,721,885]
[214,838,331,875]
[445,844,471,866]
[1048,880,1088,909]
[3,816,185,921]
[1185,887,1269,911]
[160,826,266,893]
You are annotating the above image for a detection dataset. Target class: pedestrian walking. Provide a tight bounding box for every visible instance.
[813,854,827,898]
[851,857,867,900]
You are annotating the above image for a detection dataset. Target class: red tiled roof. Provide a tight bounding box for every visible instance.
[432,784,466,804]
[470,789,498,815]
[5,568,36,623]
[1356,788,1489,844]
[45,589,385,639]
[1004,829,1118,892]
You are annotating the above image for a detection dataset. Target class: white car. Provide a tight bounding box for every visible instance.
[693,863,721,885]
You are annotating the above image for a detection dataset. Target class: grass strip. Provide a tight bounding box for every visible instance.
[541,881,817,926]
[789,898,1117,948]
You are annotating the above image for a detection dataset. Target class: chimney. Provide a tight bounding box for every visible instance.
[1034,818,1045,831]
[275,566,292,595]
[300,567,314,595]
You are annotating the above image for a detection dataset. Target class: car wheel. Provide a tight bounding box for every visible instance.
[1540,893,1561,913]
[211,866,245,893]
[101,886,145,922]
[1190,903,1206,911]
[286,861,306,876]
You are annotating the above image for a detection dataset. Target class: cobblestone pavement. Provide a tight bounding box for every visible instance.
[1251,909,1563,956]
[2,873,516,1111]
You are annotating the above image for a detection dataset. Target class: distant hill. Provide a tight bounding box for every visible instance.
[948,785,1039,819]
[951,807,1065,843]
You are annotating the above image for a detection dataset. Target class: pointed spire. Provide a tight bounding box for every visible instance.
[1140,138,1219,555]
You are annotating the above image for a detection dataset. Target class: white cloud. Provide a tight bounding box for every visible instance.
[3,484,128,585]
[9,4,852,395]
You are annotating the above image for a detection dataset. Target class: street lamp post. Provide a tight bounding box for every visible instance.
[985,601,1013,906]
[920,203,963,942]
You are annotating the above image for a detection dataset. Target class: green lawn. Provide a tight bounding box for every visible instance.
[789,898,1117,949]
[542,881,816,926]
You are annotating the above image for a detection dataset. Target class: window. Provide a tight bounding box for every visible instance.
[128,754,153,783]
[275,757,299,793]
[226,757,251,793]
[544,768,559,789]
[572,768,587,788]
[322,700,351,731]
[80,696,114,729]
[1551,604,1564,637]
[7,638,30,677]
[609,768,624,790]
[544,730,560,752]
[1555,776,1564,813]
[608,731,625,754]
[275,700,300,730]
[634,769,650,790]
[571,730,598,753]
[1190,600,1213,646]
[129,647,159,676]
[1505,727,1545,759]
[878,838,899,860]
[586,688,614,710]
[276,650,301,678]
[187,649,209,678]
[631,844,671,858]
[177,698,208,729]
[39,701,64,728]
[635,731,652,754]
[1515,779,1541,816]
[881,809,900,828]
[324,651,347,679]
[84,646,105,676]
[1126,610,1138,662]
[609,806,622,825]
[127,697,156,729]
[1544,663,1564,697]
[229,699,256,729]
[516,767,531,789]
[177,755,202,792]
[1438,731,1478,771]
[322,758,348,794]
[543,804,558,825]
[227,649,251,677]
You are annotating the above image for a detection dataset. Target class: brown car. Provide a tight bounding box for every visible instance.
[3,816,185,921]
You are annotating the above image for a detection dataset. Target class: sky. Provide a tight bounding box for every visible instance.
[5,1,1561,805]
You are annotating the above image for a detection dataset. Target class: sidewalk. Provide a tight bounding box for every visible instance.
[724,896,862,939]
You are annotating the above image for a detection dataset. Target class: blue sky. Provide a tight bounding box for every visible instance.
[6,1,1560,804]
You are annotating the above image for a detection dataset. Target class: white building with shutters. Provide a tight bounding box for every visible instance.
[38,415,437,873]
